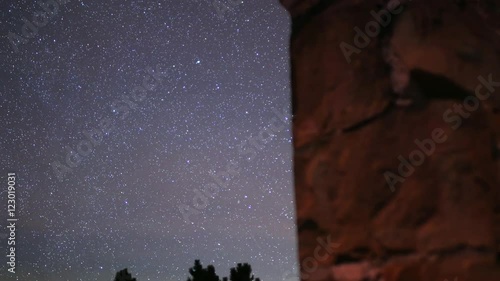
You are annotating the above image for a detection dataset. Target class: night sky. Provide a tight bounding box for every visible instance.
[0,1,296,281]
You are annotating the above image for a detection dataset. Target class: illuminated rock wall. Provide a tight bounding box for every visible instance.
[281,1,500,280]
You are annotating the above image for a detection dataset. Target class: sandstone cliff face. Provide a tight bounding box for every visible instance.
[281,0,500,280]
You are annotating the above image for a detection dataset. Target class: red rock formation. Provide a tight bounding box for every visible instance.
[281,0,500,280]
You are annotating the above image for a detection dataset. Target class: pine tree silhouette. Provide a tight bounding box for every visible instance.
[188,260,204,281]
[186,260,261,281]
[187,260,221,281]
[229,263,260,281]
[114,268,137,281]
[205,265,221,281]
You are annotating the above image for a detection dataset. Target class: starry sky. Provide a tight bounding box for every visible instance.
[0,1,297,281]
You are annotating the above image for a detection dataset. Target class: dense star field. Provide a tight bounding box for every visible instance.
[0,1,296,280]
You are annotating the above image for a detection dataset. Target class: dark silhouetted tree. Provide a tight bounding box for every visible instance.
[229,263,260,281]
[205,265,220,281]
[188,260,204,281]
[186,260,261,281]
[114,268,137,281]
[187,260,221,281]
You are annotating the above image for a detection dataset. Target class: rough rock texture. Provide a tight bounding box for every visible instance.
[280,0,500,280]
